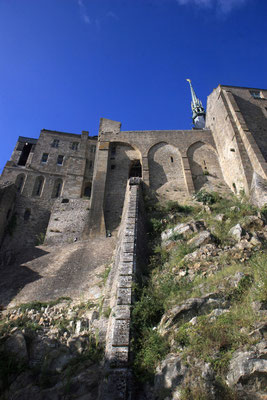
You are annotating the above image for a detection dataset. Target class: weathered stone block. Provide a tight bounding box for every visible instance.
[110,347,129,367]
[119,263,133,275]
[118,275,133,288]
[114,305,131,320]
[117,288,132,305]
[113,320,130,346]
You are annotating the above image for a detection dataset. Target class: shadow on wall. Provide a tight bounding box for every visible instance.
[233,94,267,162]
[0,246,47,307]
[148,143,169,191]
[104,142,142,233]
[187,141,222,192]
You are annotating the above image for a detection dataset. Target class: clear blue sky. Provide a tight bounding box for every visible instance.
[0,0,266,173]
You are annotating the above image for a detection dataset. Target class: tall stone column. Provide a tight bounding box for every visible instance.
[84,141,110,238]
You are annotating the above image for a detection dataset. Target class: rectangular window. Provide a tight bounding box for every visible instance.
[111,164,116,170]
[111,145,116,155]
[41,153,48,163]
[71,142,79,150]
[57,155,64,165]
[91,145,96,153]
[250,90,262,99]
[51,139,59,148]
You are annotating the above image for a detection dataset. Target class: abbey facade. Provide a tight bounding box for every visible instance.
[1,84,267,254]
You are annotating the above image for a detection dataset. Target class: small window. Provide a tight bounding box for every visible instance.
[111,164,116,170]
[6,209,11,220]
[24,209,31,221]
[57,155,64,165]
[91,145,96,153]
[170,156,173,163]
[32,176,44,197]
[71,142,79,150]
[250,90,262,99]
[41,153,49,163]
[52,178,63,198]
[111,145,116,156]
[89,161,93,169]
[15,173,25,193]
[51,139,59,148]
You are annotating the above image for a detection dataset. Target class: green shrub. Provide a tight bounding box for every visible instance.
[194,190,219,205]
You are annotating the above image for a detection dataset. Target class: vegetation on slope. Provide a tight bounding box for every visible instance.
[132,191,267,398]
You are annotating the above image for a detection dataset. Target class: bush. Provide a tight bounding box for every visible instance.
[194,190,219,205]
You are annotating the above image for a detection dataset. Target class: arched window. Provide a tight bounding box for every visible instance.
[83,183,92,198]
[52,178,63,198]
[32,176,44,197]
[15,173,25,193]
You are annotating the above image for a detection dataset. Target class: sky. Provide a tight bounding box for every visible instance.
[0,0,266,173]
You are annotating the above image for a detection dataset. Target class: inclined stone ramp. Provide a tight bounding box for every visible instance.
[0,237,115,308]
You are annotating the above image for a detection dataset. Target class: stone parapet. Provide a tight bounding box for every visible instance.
[100,179,145,400]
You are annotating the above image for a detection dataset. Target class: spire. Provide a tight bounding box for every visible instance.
[186,79,206,129]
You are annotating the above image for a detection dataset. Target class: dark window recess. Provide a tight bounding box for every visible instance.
[230,148,236,152]
[170,156,174,163]
[250,90,261,99]
[18,143,33,166]
[91,145,96,153]
[111,164,116,170]
[24,209,31,221]
[111,145,116,156]
[89,161,93,168]
[51,139,59,148]
[41,153,49,163]
[33,177,44,197]
[15,174,25,192]
[57,155,64,165]
[71,142,79,150]
[84,184,92,198]
[129,160,142,178]
[61,198,69,203]
[52,179,63,198]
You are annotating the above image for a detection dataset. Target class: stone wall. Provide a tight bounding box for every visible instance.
[100,177,147,400]
[0,183,17,246]
[0,195,52,262]
[206,85,267,194]
[45,198,91,245]
[104,143,141,233]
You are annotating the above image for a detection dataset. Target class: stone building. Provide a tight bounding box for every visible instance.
[0,83,267,252]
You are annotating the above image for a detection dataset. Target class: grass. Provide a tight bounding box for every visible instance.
[132,194,266,388]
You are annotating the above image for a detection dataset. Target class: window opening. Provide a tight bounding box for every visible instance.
[52,179,63,198]
[250,90,262,99]
[89,161,93,168]
[57,155,64,165]
[15,174,25,192]
[170,156,174,163]
[6,209,11,220]
[111,164,116,170]
[51,139,59,148]
[71,142,79,150]
[111,145,116,156]
[129,160,142,178]
[41,153,49,163]
[18,143,33,166]
[24,209,31,221]
[33,176,44,197]
[62,198,69,203]
[84,184,92,198]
